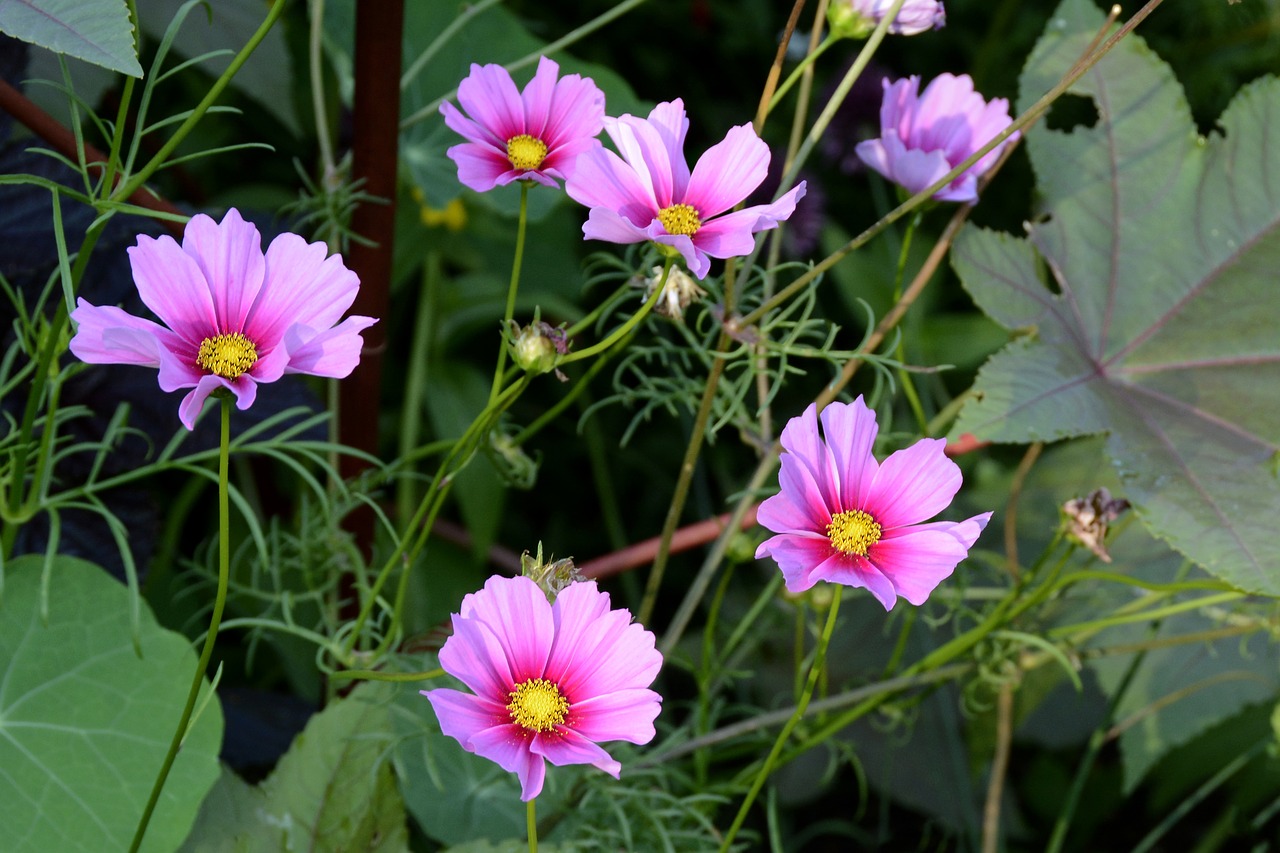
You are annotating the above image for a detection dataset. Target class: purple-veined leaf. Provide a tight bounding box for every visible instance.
[0,0,141,76]
[951,0,1280,593]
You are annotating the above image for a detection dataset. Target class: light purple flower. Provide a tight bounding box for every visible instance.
[756,398,992,609]
[565,99,806,279]
[830,0,945,38]
[423,575,663,801]
[440,55,605,192]
[855,73,1018,204]
[69,208,376,430]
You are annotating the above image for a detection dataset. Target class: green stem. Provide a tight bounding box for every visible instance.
[560,258,668,366]
[129,397,233,853]
[890,211,928,432]
[766,33,838,116]
[720,586,843,852]
[114,0,287,203]
[527,796,538,853]
[491,182,530,403]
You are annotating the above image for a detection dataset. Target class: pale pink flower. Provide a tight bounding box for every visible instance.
[69,209,375,430]
[565,99,806,279]
[440,55,605,192]
[855,73,1017,204]
[830,0,945,38]
[756,398,991,609]
[423,575,662,801]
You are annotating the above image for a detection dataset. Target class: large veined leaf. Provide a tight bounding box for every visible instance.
[179,684,409,852]
[0,0,141,76]
[950,0,1280,593]
[0,555,222,853]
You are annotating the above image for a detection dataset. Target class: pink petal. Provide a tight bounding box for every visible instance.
[277,315,376,380]
[569,688,661,744]
[531,727,621,779]
[545,582,661,700]
[424,688,508,746]
[684,124,769,218]
[456,63,524,142]
[520,56,559,140]
[778,404,842,513]
[758,452,831,534]
[819,397,880,511]
[815,551,900,610]
[541,72,604,152]
[466,723,546,801]
[127,234,217,344]
[756,532,832,592]
[244,232,360,350]
[691,182,805,260]
[446,142,517,193]
[69,300,166,367]
[869,515,990,605]
[438,613,517,700]
[176,374,239,430]
[865,437,962,529]
[461,575,554,682]
[539,136,599,184]
[643,100,691,200]
[567,146,658,227]
[602,117,667,209]
[440,100,504,149]
[181,209,266,333]
[650,232,710,279]
[581,207,652,246]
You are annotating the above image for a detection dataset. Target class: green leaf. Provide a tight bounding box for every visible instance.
[0,0,141,76]
[0,555,222,853]
[950,0,1280,593]
[180,685,408,852]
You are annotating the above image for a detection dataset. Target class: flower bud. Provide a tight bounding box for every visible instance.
[828,0,945,40]
[521,543,584,602]
[508,318,570,375]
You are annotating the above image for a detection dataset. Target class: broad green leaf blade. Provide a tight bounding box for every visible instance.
[950,0,1280,593]
[180,685,409,852]
[0,555,222,853]
[0,0,142,76]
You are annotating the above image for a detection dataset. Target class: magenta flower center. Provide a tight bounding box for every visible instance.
[826,509,882,556]
[506,134,549,170]
[196,332,259,380]
[657,203,702,237]
[506,677,569,732]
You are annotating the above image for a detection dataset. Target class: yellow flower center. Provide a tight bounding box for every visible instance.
[506,134,549,170]
[657,203,702,236]
[196,332,258,379]
[826,509,882,557]
[506,677,569,732]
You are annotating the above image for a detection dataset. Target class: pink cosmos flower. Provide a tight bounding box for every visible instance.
[423,575,663,801]
[830,0,946,38]
[440,55,605,192]
[855,73,1017,204]
[69,208,376,430]
[564,99,806,279]
[755,398,992,609]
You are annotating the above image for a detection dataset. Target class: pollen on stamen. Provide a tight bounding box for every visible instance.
[507,677,569,733]
[507,134,549,170]
[826,509,882,557]
[196,332,259,380]
[657,203,701,236]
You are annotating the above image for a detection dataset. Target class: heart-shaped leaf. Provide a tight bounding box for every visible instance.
[951,0,1280,593]
[0,555,222,852]
[0,0,141,76]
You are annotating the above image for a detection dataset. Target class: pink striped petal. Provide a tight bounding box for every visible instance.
[181,209,265,333]
[467,724,547,801]
[820,398,880,511]
[245,232,360,349]
[532,727,621,778]
[866,438,962,529]
[456,63,524,142]
[277,315,377,380]
[684,123,769,217]
[127,234,217,344]
[569,688,661,744]
[461,575,554,681]
[870,517,991,605]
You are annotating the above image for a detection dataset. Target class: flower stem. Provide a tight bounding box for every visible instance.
[719,585,843,851]
[890,211,928,433]
[129,396,233,853]
[527,796,539,853]
[491,182,531,403]
[561,257,669,365]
